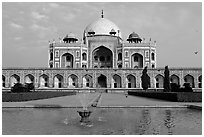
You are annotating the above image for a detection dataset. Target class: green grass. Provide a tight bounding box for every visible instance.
[128,91,202,102]
[2,91,76,102]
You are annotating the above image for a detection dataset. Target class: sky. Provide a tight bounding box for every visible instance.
[2,2,202,68]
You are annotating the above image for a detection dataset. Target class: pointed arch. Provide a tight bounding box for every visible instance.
[184,74,195,88]
[126,74,136,88]
[82,74,93,88]
[151,52,155,61]
[54,74,63,88]
[39,74,49,88]
[82,52,87,61]
[97,74,107,88]
[92,46,113,68]
[68,74,78,88]
[131,53,143,68]
[155,74,164,88]
[112,74,122,88]
[198,75,202,88]
[24,74,35,84]
[2,75,5,88]
[61,53,74,68]
[10,74,20,87]
[170,74,180,86]
[118,53,122,61]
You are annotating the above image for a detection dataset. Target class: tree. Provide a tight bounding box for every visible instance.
[25,83,35,92]
[164,66,171,92]
[141,66,150,90]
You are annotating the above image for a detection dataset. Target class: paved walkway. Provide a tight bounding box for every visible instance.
[2,93,202,109]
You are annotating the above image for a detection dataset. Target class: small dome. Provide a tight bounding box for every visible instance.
[128,32,140,39]
[63,32,78,43]
[127,32,142,42]
[64,33,77,39]
[88,29,94,33]
[110,29,116,32]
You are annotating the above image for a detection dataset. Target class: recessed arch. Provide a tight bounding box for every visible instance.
[118,53,122,61]
[10,74,20,87]
[170,74,180,86]
[131,53,143,68]
[24,74,35,84]
[82,52,87,61]
[184,74,195,88]
[68,74,78,88]
[92,46,113,68]
[126,74,136,88]
[155,74,164,88]
[39,74,49,88]
[61,53,74,68]
[54,74,63,88]
[50,52,53,60]
[198,75,202,88]
[151,52,155,61]
[2,75,5,88]
[97,74,107,88]
[112,74,122,88]
[82,74,93,88]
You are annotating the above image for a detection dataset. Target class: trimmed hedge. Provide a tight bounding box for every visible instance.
[128,91,177,101]
[128,91,202,102]
[2,91,76,102]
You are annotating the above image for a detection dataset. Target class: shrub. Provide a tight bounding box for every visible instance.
[170,83,180,92]
[11,83,26,93]
[25,83,35,92]
[183,83,193,92]
[11,83,35,93]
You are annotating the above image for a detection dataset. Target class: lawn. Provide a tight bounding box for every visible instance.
[2,91,76,102]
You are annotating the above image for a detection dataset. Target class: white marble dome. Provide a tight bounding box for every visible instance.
[84,17,122,38]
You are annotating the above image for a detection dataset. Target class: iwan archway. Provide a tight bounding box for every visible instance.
[97,74,107,88]
[92,46,113,68]
[61,53,74,68]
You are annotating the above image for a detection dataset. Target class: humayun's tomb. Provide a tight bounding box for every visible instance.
[2,11,202,92]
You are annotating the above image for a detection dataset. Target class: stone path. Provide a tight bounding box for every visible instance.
[2,93,202,109]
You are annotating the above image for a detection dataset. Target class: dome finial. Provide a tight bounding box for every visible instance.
[101,9,104,18]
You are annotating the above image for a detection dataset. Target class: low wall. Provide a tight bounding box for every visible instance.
[128,91,202,102]
[2,91,76,102]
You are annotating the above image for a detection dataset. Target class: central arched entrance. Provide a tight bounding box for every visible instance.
[97,74,107,88]
[61,53,74,68]
[131,53,143,68]
[92,46,113,68]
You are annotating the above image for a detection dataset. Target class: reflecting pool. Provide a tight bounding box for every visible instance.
[2,107,201,135]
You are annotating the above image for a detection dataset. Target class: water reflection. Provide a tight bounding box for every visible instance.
[164,109,175,135]
[2,108,201,135]
[136,109,151,134]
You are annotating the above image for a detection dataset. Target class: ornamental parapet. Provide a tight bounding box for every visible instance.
[54,42,84,47]
[124,42,156,47]
[2,67,202,71]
